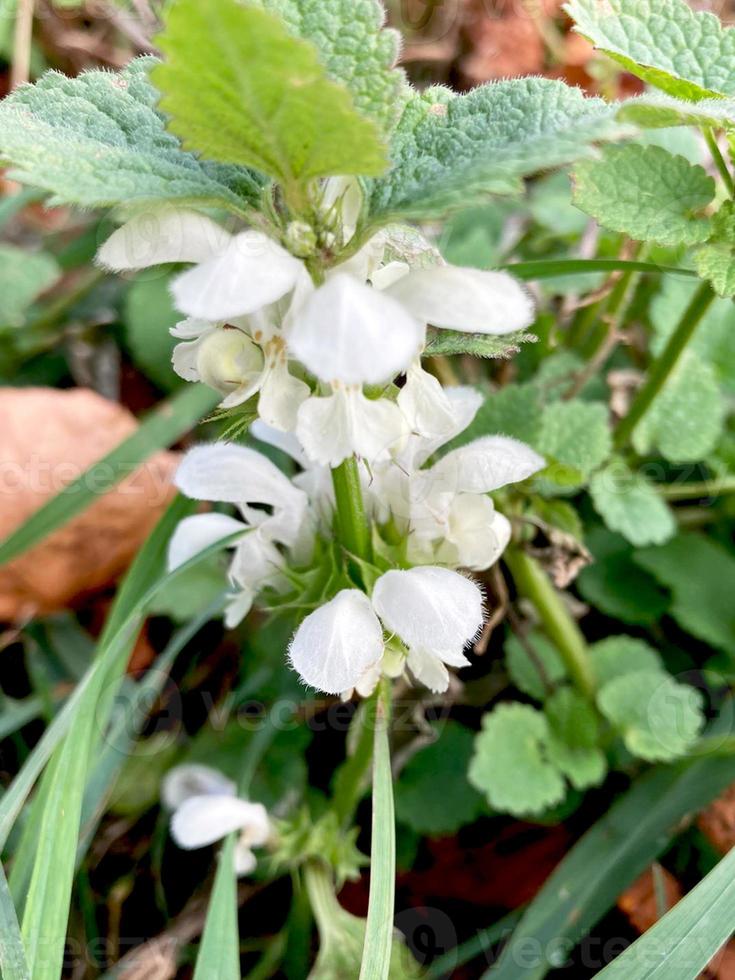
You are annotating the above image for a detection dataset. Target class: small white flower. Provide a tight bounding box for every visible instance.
[96,207,232,271]
[163,764,271,877]
[168,444,314,625]
[288,567,485,695]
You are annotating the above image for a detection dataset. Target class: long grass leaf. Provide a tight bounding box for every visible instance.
[192,836,241,980]
[359,680,395,980]
[0,861,29,980]
[487,751,735,980]
[594,845,735,978]
[0,384,218,567]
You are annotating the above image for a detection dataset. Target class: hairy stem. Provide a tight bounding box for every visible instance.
[614,280,716,450]
[504,548,596,701]
[331,457,373,562]
[657,476,735,500]
[704,128,735,197]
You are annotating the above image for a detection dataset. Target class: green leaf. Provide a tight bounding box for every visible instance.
[450,383,542,450]
[594,842,735,979]
[423,328,537,359]
[395,722,485,836]
[597,671,704,762]
[618,93,735,130]
[0,59,263,212]
[590,462,676,547]
[0,246,60,327]
[0,861,29,980]
[565,0,735,101]
[693,201,735,298]
[0,383,219,567]
[488,746,735,980]
[359,681,396,980]
[253,0,406,134]
[153,0,388,190]
[573,145,715,246]
[192,837,240,980]
[505,631,567,701]
[589,636,662,687]
[124,275,183,392]
[631,351,726,462]
[577,528,670,626]
[544,688,606,791]
[537,400,612,480]
[368,78,624,222]
[634,533,735,654]
[468,704,566,817]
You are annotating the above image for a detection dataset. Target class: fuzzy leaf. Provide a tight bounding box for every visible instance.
[693,202,735,298]
[153,0,388,187]
[573,145,714,246]
[424,328,537,359]
[597,671,704,762]
[618,93,735,130]
[450,383,542,449]
[635,534,735,654]
[253,0,406,133]
[0,59,263,212]
[589,636,662,687]
[566,0,735,100]
[368,79,624,221]
[468,704,566,817]
[537,400,612,480]
[505,631,567,702]
[577,528,670,627]
[632,351,726,462]
[544,688,606,791]
[395,722,485,836]
[590,462,676,548]
[0,246,60,327]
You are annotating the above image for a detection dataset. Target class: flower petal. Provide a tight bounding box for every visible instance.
[386,266,535,335]
[97,208,231,271]
[400,386,483,469]
[167,513,246,571]
[437,496,512,571]
[234,844,258,876]
[257,354,310,432]
[398,360,458,439]
[171,795,262,850]
[288,590,384,695]
[430,435,545,494]
[288,274,425,384]
[161,764,236,811]
[372,566,484,657]
[174,444,306,516]
[194,328,264,396]
[171,231,305,320]
[251,420,309,467]
[296,387,407,468]
[406,647,450,694]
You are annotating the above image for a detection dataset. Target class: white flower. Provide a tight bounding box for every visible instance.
[168,444,313,626]
[288,566,485,695]
[163,764,271,877]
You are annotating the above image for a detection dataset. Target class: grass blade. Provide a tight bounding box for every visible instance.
[192,836,241,980]
[502,258,698,280]
[0,384,218,567]
[0,861,29,980]
[359,680,395,980]
[594,846,735,978]
[487,750,735,979]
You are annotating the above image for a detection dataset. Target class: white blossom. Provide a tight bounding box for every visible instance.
[163,764,271,876]
[289,567,485,695]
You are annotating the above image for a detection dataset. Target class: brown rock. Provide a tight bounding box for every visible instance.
[0,387,178,620]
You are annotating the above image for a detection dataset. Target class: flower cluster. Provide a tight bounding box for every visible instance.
[98,178,545,697]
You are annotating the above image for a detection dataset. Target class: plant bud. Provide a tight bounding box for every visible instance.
[196,328,264,394]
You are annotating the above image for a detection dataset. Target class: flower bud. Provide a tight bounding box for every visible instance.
[285,220,318,258]
[195,328,264,395]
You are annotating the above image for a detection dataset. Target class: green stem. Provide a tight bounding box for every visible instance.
[614,280,716,450]
[504,548,596,701]
[304,861,342,942]
[331,457,372,562]
[331,690,380,828]
[657,476,735,501]
[704,128,735,197]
